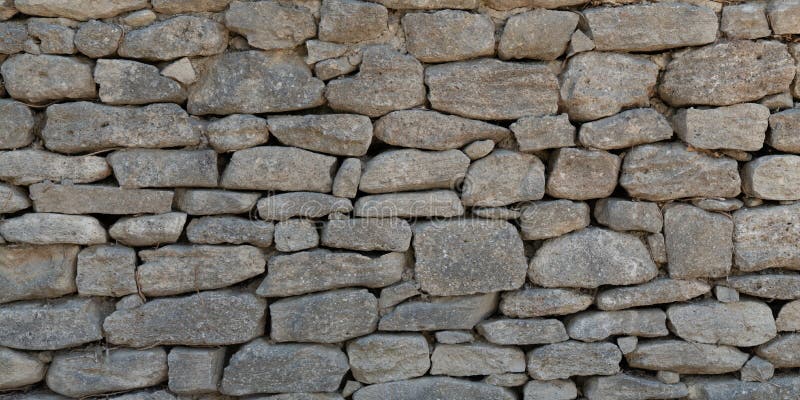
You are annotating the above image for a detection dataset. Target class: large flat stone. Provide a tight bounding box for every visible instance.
[225,0,315,50]
[510,114,575,152]
[743,155,800,200]
[527,341,621,380]
[500,288,593,318]
[431,343,525,376]
[1,54,95,103]
[270,289,378,343]
[108,149,218,189]
[667,300,777,346]
[14,0,147,20]
[756,334,800,368]
[673,103,769,151]
[664,204,733,279]
[257,192,352,220]
[683,375,800,400]
[626,339,749,374]
[186,216,274,247]
[118,16,226,60]
[499,9,578,60]
[352,377,515,400]
[594,198,662,233]
[379,293,497,331]
[206,114,269,153]
[175,189,260,215]
[353,190,464,218]
[476,318,567,345]
[374,110,509,150]
[95,59,185,105]
[403,10,493,63]
[347,333,429,384]
[0,213,107,245]
[461,150,545,206]
[726,274,800,300]
[596,278,711,311]
[733,203,800,271]
[0,149,110,185]
[584,374,689,400]
[321,218,412,252]
[566,309,668,342]
[360,149,469,194]
[0,244,78,304]
[268,114,373,157]
[221,146,336,192]
[578,108,673,150]
[29,183,173,215]
[519,200,590,240]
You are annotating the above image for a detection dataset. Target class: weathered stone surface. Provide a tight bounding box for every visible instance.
[500,288,593,318]
[30,183,173,215]
[0,184,29,213]
[352,377,516,400]
[583,374,689,400]
[461,150,545,206]
[0,150,110,185]
[726,274,800,300]
[664,204,733,279]
[103,290,266,347]
[594,198,662,233]
[274,218,318,252]
[222,147,335,192]
[743,155,800,200]
[76,245,137,297]
[778,300,800,331]
[74,20,121,58]
[567,309,667,342]
[333,158,361,198]
[721,3,771,39]
[94,59,184,105]
[109,212,186,247]
[683,375,800,400]
[347,333,430,384]
[47,348,166,397]
[15,0,146,20]
[108,149,217,189]
[379,293,497,331]
[674,103,769,151]
[360,149,469,194]
[271,289,377,342]
[426,58,558,120]
[546,148,620,200]
[768,0,800,34]
[186,216,274,247]
[168,347,225,395]
[0,22,28,54]
[403,10,494,63]
[530,228,657,288]
[510,114,575,152]
[452,139,490,159]
[0,99,34,149]
[471,206,520,220]
[584,3,717,52]
[0,244,77,304]
[477,318,567,345]
[578,108,673,150]
[221,339,349,395]
[268,114,373,156]
[138,245,264,296]
[225,0,315,50]
[741,356,775,382]
[519,200,589,240]
[434,330,474,345]
[189,51,324,115]
[258,192,352,220]
[206,114,269,153]
[1,54,94,103]
[431,343,525,376]
[118,16,226,60]
[319,0,387,43]
[0,347,46,389]
[327,46,424,117]
[527,341,621,380]
[0,297,111,350]
[756,334,800,367]
[354,190,464,218]
[499,9,578,60]
[483,373,527,388]
[152,0,232,13]
[175,189,259,215]
[693,198,743,212]
[626,340,749,374]
[0,213,106,245]
[596,278,711,311]
[668,300,777,346]
[620,142,741,201]
[734,203,800,271]
[375,110,509,151]
[523,380,576,400]
[24,19,75,54]
[660,40,795,106]
[561,52,658,121]
[321,218,411,252]
[768,107,800,153]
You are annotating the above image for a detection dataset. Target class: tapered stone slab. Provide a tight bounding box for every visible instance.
[257,192,352,220]
[626,339,749,374]
[461,150,546,206]
[527,341,621,380]
[359,149,469,194]
[270,289,378,343]
[354,190,464,218]
[583,374,689,400]
[596,278,711,311]
[268,114,373,157]
[118,16,227,60]
[29,183,173,215]
[0,347,47,390]
[379,293,497,331]
[733,203,800,271]
[430,343,525,376]
[566,309,668,342]
[374,110,509,150]
[0,213,107,245]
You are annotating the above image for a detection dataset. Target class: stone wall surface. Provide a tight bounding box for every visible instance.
[1,0,800,399]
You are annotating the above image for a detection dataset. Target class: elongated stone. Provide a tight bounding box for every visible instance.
[510,114,575,152]
[206,114,268,153]
[368,0,478,8]
[322,218,412,252]
[403,10,494,63]
[579,108,672,150]
[584,374,689,400]
[14,0,147,20]
[664,204,733,279]
[0,150,110,186]
[519,200,590,240]
[268,114,372,157]
[271,289,378,343]
[354,377,515,400]
[221,147,336,192]
[743,155,800,200]
[756,334,800,367]
[566,309,668,342]
[594,198,662,233]
[108,149,218,189]
[476,318,568,345]
[225,0,315,50]
[522,380,576,400]
[379,293,497,331]
[0,244,78,304]
[118,16,226,60]
[596,279,711,311]
[360,149,469,194]
[733,203,800,271]
[103,290,266,347]
[0,213,106,245]
[668,300,777,347]
[375,110,509,150]
[726,274,800,300]
[0,347,47,390]
[1,54,95,103]
[186,216,274,247]
[152,0,233,13]
[354,190,463,218]
[175,189,260,215]
[461,150,546,206]
[500,288,593,318]
[431,343,525,376]
[626,340,749,374]
[29,183,173,215]
[95,59,185,105]
[0,99,35,150]
[673,103,769,151]
[258,192,352,220]
[347,333,430,384]
[109,212,186,247]
[527,341,621,380]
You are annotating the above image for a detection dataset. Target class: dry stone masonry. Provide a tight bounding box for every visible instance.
[2,0,800,399]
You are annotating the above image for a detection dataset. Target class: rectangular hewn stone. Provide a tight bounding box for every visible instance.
[257,192,352,220]
[221,146,336,192]
[76,245,137,297]
[626,339,749,374]
[0,149,110,186]
[733,203,800,271]
[430,343,525,376]
[0,244,78,304]
[673,103,769,151]
[174,189,260,215]
[353,190,464,218]
[359,149,469,194]
[29,183,173,215]
[168,347,225,395]
[108,149,218,188]
[664,204,733,279]
[0,213,107,245]
[186,216,274,247]
[321,218,412,252]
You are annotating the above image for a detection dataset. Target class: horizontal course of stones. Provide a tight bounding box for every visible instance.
[2,0,800,399]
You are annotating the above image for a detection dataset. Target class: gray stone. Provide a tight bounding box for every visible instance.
[0,244,77,304]
[461,150,546,206]
[714,286,740,303]
[319,0,387,43]
[0,347,46,390]
[268,114,373,156]
[463,140,494,160]
[316,56,359,81]
[510,114,575,152]
[768,108,800,153]
[375,110,509,151]
[168,347,225,395]
[175,189,260,215]
[527,341,621,380]
[1,54,94,103]
[347,333,430,384]
[477,318,568,345]
[360,149,470,194]
[152,0,232,13]
[413,219,527,296]
[594,198,662,233]
[626,340,749,374]
[103,290,266,347]
[596,279,711,311]
[118,16,226,60]
[0,297,112,350]
[692,198,743,212]
[523,380,576,400]
[617,336,638,355]
[108,149,218,189]
[327,46,424,117]
[722,3,771,39]
[743,155,800,200]
[378,281,420,309]
[27,19,75,55]
[741,356,774,382]
[76,245,137,297]
[109,212,186,247]
[660,41,795,106]
[484,373,528,388]
[756,334,800,367]
[379,293,497,331]
[0,22,28,54]
[435,330,474,344]
[225,0,314,50]
[584,3,717,52]
[657,371,681,385]
[500,288,593,318]
[352,377,516,400]
[14,0,146,20]
[0,183,29,213]
[683,375,800,400]
[778,300,800,331]
[664,204,733,279]
[221,340,348,395]
[137,245,265,297]
[0,99,34,149]
[768,0,800,34]
[343,381,363,398]
[733,203,800,271]
[0,150,110,185]
[0,213,106,245]
[333,158,361,198]
[321,218,411,252]
[221,147,335,192]
[271,289,377,343]
[186,216,274,247]
[30,183,173,215]
[189,51,324,115]
[274,218,318,252]
[369,0,478,8]
[426,58,558,120]
[95,59,185,105]
[567,29,595,56]
[620,142,741,201]
[647,232,666,262]
[529,227,658,288]
[431,343,525,376]
[566,309,668,342]
[74,20,121,58]
[110,390,175,400]
[726,274,800,300]
[578,108,673,150]
[667,300,777,346]
[206,114,269,153]
[403,10,494,63]
[257,192,352,220]
[354,190,464,218]
[561,52,658,121]
[498,9,578,60]
[471,206,521,220]
[673,103,769,151]
[583,374,689,400]
[122,10,156,25]
[546,148,620,200]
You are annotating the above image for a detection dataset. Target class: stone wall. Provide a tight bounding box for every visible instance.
[1,0,800,399]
